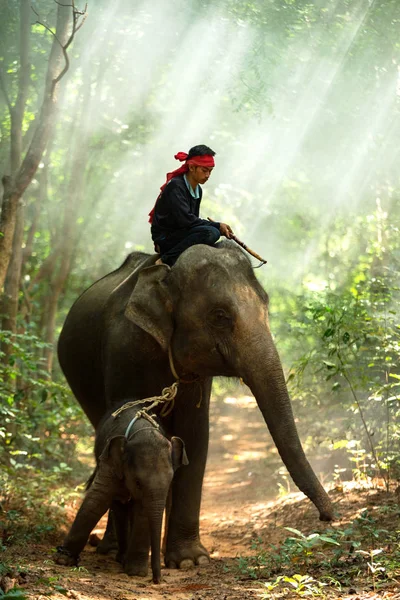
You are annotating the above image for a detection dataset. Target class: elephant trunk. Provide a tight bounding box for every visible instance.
[241,334,334,521]
[147,498,166,584]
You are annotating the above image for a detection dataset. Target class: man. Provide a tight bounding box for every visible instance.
[149,145,233,266]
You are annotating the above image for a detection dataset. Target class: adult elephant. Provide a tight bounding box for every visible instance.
[58,241,333,569]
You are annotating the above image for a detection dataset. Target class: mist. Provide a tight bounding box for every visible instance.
[42,0,395,294]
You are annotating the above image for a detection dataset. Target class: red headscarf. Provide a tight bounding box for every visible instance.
[148,152,215,223]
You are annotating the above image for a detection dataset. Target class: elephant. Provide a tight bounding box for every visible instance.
[57,240,334,570]
[55,404,188,583]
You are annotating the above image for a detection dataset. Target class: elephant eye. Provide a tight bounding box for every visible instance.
[208,308,232,329]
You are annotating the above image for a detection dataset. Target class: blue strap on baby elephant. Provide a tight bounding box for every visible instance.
[124,411,160,440]
[125,415,140,439]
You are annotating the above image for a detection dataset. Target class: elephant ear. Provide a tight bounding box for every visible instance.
[171,436,189,471]
[125,265,173,352]
[100,435,126,480]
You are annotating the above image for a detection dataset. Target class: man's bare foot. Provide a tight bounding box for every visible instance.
[155,258,163,265]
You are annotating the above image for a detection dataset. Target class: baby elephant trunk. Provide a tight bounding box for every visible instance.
[148,497,167,584]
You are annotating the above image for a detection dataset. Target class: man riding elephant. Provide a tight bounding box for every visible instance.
[149,144,233,266]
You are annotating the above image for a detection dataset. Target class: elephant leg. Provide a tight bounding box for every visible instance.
[112,500,132,563]
[165,380,211,569]
[124,500,150,577]
[96,510,118,555]
[55,467,117,565]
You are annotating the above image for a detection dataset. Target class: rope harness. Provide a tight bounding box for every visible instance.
[112,346,200,422]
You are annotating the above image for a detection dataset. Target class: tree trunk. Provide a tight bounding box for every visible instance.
[0,0,30,373]
[19,142,55,326]
[0,3,74,291]
[0,0,31,293]
[23,143,53,267]
[43,77,92,373]
[1,203,25,374]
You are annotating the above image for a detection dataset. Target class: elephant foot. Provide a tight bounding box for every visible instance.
[124,553,149,577]
[165,540,210,570]
[55,547,78,567]
[96,532,118,555]
[124,564,149,577]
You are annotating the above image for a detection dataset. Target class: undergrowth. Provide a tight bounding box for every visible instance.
[231,504,400,596]
[0,330,94,549]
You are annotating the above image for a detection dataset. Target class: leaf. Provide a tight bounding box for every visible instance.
[53,585,69,595]
[318,535,341,546]
[322,360,336,369]
[284,527,306,538]
[323,328,335,338]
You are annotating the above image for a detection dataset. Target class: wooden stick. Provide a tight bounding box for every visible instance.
[207,218,267,266]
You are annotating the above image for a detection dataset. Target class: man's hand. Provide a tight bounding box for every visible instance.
[220,223,234,238]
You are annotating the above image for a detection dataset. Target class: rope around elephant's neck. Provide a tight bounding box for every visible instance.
[168,347,203,407]
[111,348,200,421]
[168,346,199,384]
[111,382,179,419]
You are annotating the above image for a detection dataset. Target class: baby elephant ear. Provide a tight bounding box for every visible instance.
[100,436,126,480]
[125,265,173,352]
[171,436,189,471]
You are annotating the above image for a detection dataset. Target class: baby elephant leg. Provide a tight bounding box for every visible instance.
[96,509,118,555]
[112,500,132,564]
[55,466,116,565]
[123,501,150,577]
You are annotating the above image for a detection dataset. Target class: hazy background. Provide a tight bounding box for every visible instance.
[48,0,400,289]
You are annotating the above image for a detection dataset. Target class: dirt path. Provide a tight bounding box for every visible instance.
[4,395,400,599]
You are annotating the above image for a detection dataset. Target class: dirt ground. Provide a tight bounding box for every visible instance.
[3,395,400,600]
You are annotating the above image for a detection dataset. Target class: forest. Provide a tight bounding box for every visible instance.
[0,0,399,599]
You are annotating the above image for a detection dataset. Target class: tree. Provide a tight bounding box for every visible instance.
[0,0,87,292]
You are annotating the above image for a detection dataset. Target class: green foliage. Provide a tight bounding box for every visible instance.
[232,508,400,592]
[267,202,400,487]
[0,558,28,598]
[0,590,28,599]
[0,329,90,470]
[291,279,400,483]
[0,329,92,547]
[232,529,345,581]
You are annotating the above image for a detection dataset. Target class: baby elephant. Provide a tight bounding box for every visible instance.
[55,405,188,583]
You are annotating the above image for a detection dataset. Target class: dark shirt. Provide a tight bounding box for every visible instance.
[151,175,220,241]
